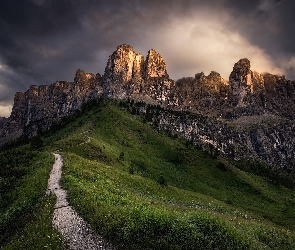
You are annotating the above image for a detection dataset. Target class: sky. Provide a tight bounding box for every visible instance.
[0,0,295,117]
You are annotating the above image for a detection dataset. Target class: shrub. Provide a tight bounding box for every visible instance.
[157,173,167,186]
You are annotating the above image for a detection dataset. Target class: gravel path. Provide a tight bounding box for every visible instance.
[47,153,116,250]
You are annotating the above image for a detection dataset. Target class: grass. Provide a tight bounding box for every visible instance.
[1,97,295,249]
[62,153,295,249]
[45,98,295,249]
[0,149,62,249]
[2,195,62,250]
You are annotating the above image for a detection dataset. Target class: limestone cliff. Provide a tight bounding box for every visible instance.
[141,105,295,172]
[1,70,102,141]
[103,44,176,106]
[174,71,228,114]
[228,58,264,107]
[103,44,142,98]
[263,73,295,118]
[1,44,295,173]
[144,49,168,78]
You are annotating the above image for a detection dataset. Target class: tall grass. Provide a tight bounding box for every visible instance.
[0,149,62,249]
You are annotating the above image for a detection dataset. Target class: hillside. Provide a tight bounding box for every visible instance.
[1,98,295,249]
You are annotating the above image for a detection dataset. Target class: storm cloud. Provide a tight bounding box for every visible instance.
[0,0,294,116]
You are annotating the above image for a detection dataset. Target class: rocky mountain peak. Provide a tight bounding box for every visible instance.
[229,58,252,90]
[103,44,143,98]
[229,58,264,106]
[207,71,228,85]
[104,44,138,83]
[195,72,206,81]
[145,49,168,78]
[75,69,93,84]
[194,71,228,93]
[103,45,171,99]
[233,58,251,71]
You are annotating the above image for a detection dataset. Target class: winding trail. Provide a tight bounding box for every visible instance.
[47,153,115,250]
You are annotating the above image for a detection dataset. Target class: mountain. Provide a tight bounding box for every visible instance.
[1,44,295,173]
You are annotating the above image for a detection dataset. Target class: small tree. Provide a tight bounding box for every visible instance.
[157,173,167,186]
[217,162,227,171]
[31,134,44,149]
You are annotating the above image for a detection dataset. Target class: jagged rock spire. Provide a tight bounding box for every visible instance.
[144,49,168,78]
[229,58,252,96]
[103,44,170,98]
[229,58,264,106]
[104,44,139,83]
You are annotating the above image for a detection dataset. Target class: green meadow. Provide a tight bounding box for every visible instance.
[1,98,295,249]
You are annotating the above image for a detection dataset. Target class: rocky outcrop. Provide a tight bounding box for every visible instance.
[173,71,228,115]
[103,44,143,98]
[144,49,168,78]
[1,44,295,173]
[263,73,295,118]
[103,44,176,106]
[127,103,295,176]
[228,58,264,107]
[1,70,102,140]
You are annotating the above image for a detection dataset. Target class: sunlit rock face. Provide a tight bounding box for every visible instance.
[173,71,229,115]
[140,49,175,105]
[228,58,265,108]
[103,45,176,105]
[144,49,168,78]
[103,44,142,98]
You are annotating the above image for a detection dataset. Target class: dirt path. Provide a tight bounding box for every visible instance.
[47,153,115,250]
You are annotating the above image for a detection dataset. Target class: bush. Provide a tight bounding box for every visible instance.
[30,134,44,149]
[157,173,167,186]
[217,162,227,171]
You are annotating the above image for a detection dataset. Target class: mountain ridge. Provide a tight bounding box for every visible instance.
[1,44,295,172]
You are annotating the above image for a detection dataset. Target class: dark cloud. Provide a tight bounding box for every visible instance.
[1,0,295,116]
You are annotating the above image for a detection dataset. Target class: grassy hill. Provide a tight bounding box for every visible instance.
[1,98,295,249]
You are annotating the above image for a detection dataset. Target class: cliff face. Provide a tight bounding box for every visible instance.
[103,44,175,105]
[173,71,229,115]
[228,58,265,107]
[1,44,295,172]
[1,70,102,141]
[144,107,295,172]
[103,44,142,98]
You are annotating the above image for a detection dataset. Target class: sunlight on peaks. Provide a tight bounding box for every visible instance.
[148,13,283,79]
